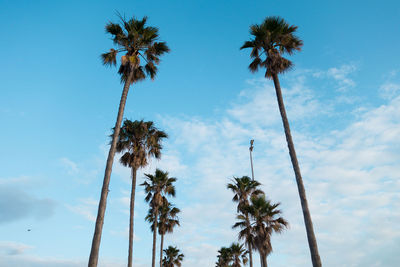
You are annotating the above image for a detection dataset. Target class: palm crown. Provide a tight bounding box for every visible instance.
[101,15,170,83]
[162,246,184,267]
[145,199,180,234]
[141,169,176,208]
[240,16,302,78]
[227,176,263,213]
[246,195,288,256]
[116,120,167,170]
[230,243,248,267]
[216,247,233,267]
[216,243,248,267]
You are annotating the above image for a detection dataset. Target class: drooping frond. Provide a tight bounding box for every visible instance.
[145,61,157,80]
[249,57,262,73]
[101,49,118,67]
[246,195,289,257]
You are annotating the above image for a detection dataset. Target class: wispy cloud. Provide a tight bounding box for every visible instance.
[66,198,98,222]
[0,241,33,256]
[313,64,357,92]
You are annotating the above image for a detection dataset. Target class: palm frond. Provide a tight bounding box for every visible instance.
[249,57,262,73]
[101,49,118,67]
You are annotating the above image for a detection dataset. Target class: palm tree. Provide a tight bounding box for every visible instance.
[141,169,177,267]
[229,243,248,267]
[227,176,263,267]
[240,16,322,267]
[215,246,233,267]
[246,195,288,267]
[162,246,184,267]
[89,15,169,267]
[146,200,180,267]
[116,119,167,267]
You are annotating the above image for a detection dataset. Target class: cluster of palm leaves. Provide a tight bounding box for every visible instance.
[216,243,248,267]
[162,246,184,267]
[88,13,322,267]
[216,176,288,267]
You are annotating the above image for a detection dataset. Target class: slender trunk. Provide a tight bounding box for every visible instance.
[264,253,267,267]
[271,74,322,267]
[128,168,137,267]
[248,241,253,267]
[89,70,134,267]
[152,208,159,267]
[259,252,264,267]
[246,214,253,267]
[159,233,164,267]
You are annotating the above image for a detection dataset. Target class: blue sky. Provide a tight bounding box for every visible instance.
[1,0,400,266]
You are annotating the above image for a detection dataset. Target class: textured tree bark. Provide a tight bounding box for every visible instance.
[152,208,159,267]
[159,233,164,267]
[272,74,322,267]
[88,71,134,267]
[128,168,137,267]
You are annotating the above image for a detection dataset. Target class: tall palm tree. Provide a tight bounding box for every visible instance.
[246,195,288,267]
[116,119,167,267]
[141,169,176,267]
[240,16,322,267]
[162,246,184,267]
[146,200,180,267]
[89,15,169,267]
[229,243,248,267]
[227,176,263,267]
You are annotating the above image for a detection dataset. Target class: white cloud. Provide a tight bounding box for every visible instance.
[59,156,101,184]
[380,82,400,99]
[0,241,33,256]
[66,198,98,222]
[60,158,79,175]
[313,64,357,91]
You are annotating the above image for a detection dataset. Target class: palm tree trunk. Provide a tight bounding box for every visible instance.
[248,241,253,267]
[152,208,159,267]
[159,233,164,267]
[246,214,253,267]
[259,252,264,267]
[271,74,322,267]
[88,71,134,267]
[128,168,137,267]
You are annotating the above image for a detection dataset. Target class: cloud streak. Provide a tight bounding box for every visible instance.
[0,178,56,224]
